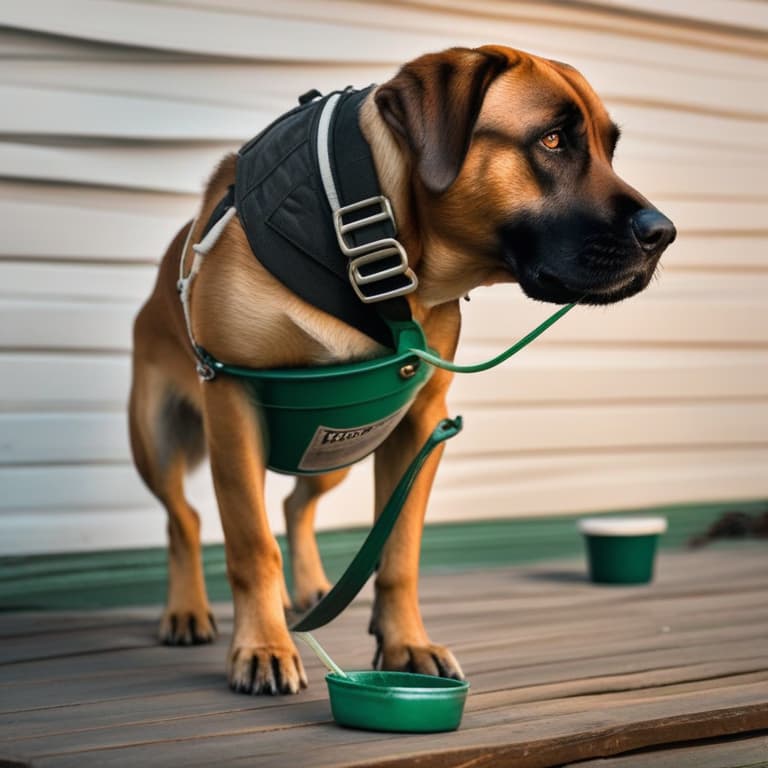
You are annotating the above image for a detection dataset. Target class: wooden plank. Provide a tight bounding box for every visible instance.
[562,732,768,767]
[20,684,768,767]
[0,548,764,767]
[13,671,768,758]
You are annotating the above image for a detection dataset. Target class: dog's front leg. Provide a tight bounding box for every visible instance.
[201,375,307,695]
[370,370,464,680]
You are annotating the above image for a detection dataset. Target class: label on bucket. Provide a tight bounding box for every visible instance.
[298,406,409,472]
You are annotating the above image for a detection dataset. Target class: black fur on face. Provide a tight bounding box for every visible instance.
[500,198,669,306]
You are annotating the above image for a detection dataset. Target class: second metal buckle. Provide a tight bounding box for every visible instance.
[334,196,418,304]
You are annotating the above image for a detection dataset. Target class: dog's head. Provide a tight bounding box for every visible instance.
[374,45,676,306]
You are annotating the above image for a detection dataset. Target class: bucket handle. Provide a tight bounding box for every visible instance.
[290,416,462,632]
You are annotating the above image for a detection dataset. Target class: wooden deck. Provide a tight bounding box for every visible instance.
[1,546,767,767]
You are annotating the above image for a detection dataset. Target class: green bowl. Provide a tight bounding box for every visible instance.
[326,671,469,732]
[578,516,668,584]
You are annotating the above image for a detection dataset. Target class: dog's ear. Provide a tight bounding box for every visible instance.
[375,47,508,194]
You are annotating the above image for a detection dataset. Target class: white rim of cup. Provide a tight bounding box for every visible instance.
[577,516,668,536]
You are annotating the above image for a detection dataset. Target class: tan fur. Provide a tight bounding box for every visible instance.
[129,45,671,694]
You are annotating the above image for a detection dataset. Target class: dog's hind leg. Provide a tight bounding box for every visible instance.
[284,469,350,611]
[129,346,216,646]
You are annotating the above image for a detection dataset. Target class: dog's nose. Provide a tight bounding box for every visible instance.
[631,208,677,255]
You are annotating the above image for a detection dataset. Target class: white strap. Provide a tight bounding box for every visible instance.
[316,93,343,213]
[177,207,237,379]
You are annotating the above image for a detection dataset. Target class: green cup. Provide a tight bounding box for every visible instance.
[578,517,668,584]
[326,671,469,732]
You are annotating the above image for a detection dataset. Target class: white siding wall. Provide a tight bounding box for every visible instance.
[1,1,766,555]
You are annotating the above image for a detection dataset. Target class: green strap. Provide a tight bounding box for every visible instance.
[408,302,576,373]
[290,416,463,632]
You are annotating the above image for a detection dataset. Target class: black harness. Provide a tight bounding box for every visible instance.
[203,86,416,349]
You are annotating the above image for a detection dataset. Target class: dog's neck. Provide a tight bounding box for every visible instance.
[360,93,498,318]
[358,95,432,323]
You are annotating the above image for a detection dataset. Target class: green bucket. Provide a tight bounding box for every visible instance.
[578,516,668,584]
[326,671,469,732]
[209,320,432,475]
[203,303,576,476]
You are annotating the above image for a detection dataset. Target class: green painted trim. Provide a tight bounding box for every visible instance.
[0,500,765,612]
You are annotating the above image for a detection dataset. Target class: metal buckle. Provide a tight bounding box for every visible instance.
[334,195,396,256]
[347,239,417,303]
[333,196,418,304]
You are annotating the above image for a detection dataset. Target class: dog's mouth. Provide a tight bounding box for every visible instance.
[501,224,660,306]
[518,265,653,305]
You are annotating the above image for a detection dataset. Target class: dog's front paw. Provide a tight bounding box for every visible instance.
[372,638,464,680]
[159,608,217,646]
[228,641,308,695]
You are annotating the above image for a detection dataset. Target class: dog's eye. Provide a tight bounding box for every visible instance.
[540,131,563,150]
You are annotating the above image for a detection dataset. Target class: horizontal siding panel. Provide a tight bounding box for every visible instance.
[0,197,188,260]
[4,348,767,413]
[0,84,272,141]
[631,236,767,270]
[0,142,234,196]
[4,279,766,352]
[0,300,135,351]
[450,403,768,457]
[4,1,767,72]
[654,200,768,233]
[0,60,386,109]
[1,262,156,301]
[1,508,175,555]
[2,447,765,554]
[461,276,767,345]
[3,402,766,465]
[0,0,471,64]
[433,447,768,520]
[2,194,760,262]
[593,0,768,32]
[613,158,766,200]
[2,141,764,199]
[449,348,768,404]
[0,464,214,512]
[3,57,764,125]
[0,74,761,145]
[0,354,130,411]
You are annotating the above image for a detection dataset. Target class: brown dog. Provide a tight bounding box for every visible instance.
[129,45,675,695]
